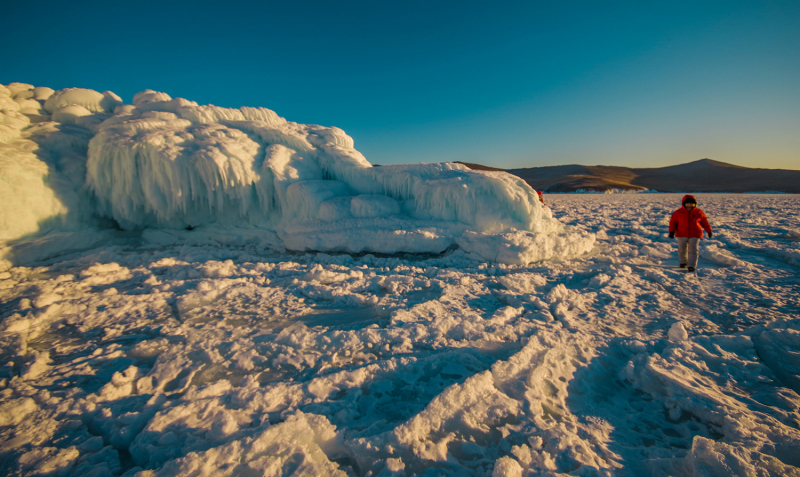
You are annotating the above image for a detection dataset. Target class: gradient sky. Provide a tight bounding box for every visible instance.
[3,0,798,169]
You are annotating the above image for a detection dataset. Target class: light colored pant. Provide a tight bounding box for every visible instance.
[677,237,700,268]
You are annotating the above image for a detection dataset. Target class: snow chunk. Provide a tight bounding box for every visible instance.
[493,456,524,477]
[52,104,93,124]
[383,458,406,475]
[133,89,173,106]
[199,259,237,278]
[303,264,351,284]
[391,371,522,461]
[34,292,62,308]
[668,322,689,342]
[143,412,346,477]
[688,436,800,476]
[21,351,51,380]
[754,328,800,393]
[80,262,132,286]
[15,97,42,111]
[497,272,547,294]
[0,95,21,113]
[32,86,55,101]
[5,83,33,98]
[0,397,37,426]
[703,244,749,268]
[6,82,34,96]
[44,87,122,113]
[97,366,143,402]
[17,446,80,476]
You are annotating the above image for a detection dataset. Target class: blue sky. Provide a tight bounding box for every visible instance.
[3,0,798,169]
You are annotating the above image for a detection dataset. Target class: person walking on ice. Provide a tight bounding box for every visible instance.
[669,195,713,272]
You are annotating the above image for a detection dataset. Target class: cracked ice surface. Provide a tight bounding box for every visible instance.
[1,194,800,476]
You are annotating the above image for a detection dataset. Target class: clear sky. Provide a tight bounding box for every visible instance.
[3,0,799,169]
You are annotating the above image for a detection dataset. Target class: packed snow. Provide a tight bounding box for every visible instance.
[2,82,800,476]
[1,192,799,476]
[1,82,592,271]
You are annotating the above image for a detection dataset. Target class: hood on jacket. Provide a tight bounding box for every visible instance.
[682,195,697,206]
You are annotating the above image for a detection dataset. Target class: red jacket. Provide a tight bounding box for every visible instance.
[670,200,712,238]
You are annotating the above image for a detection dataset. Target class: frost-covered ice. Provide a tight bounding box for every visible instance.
[1,193,800,476]
[1,82,593,270]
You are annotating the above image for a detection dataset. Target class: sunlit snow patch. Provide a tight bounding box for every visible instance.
[0,83,110,269]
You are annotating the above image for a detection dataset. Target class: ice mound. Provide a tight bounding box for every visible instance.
[754,327,800,393]
[139,412,347,477]
[1,82,594,265]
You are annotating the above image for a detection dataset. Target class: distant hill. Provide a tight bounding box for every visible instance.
[454,159,800,193]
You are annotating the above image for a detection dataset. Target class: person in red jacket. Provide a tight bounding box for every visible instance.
[669,195,712,272]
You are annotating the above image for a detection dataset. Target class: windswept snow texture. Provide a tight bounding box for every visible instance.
[2,82,592,269]
[1,194,800,476]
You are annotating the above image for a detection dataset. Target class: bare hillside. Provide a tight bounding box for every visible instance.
[456,160,800,193]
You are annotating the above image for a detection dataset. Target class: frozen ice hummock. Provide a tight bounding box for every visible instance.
[1,83,594,267]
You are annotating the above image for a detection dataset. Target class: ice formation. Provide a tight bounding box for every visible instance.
[1,82,594,269]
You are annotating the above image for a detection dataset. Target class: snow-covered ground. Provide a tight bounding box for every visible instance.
[1,193,799,476]
[2,82,799,475]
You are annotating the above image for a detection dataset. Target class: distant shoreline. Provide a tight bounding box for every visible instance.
[454,159,800,194]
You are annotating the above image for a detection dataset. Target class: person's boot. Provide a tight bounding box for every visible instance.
[688,267,695,272]
[679,264,686,269]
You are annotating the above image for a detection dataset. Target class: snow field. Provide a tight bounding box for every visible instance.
[1,194,799,476]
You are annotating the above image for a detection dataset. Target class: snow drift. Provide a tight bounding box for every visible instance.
[1,82,594,267]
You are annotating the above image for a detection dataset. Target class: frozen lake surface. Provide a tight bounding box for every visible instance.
[1,193,799,476]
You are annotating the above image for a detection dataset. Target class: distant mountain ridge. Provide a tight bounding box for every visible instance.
[455,159,800,193]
